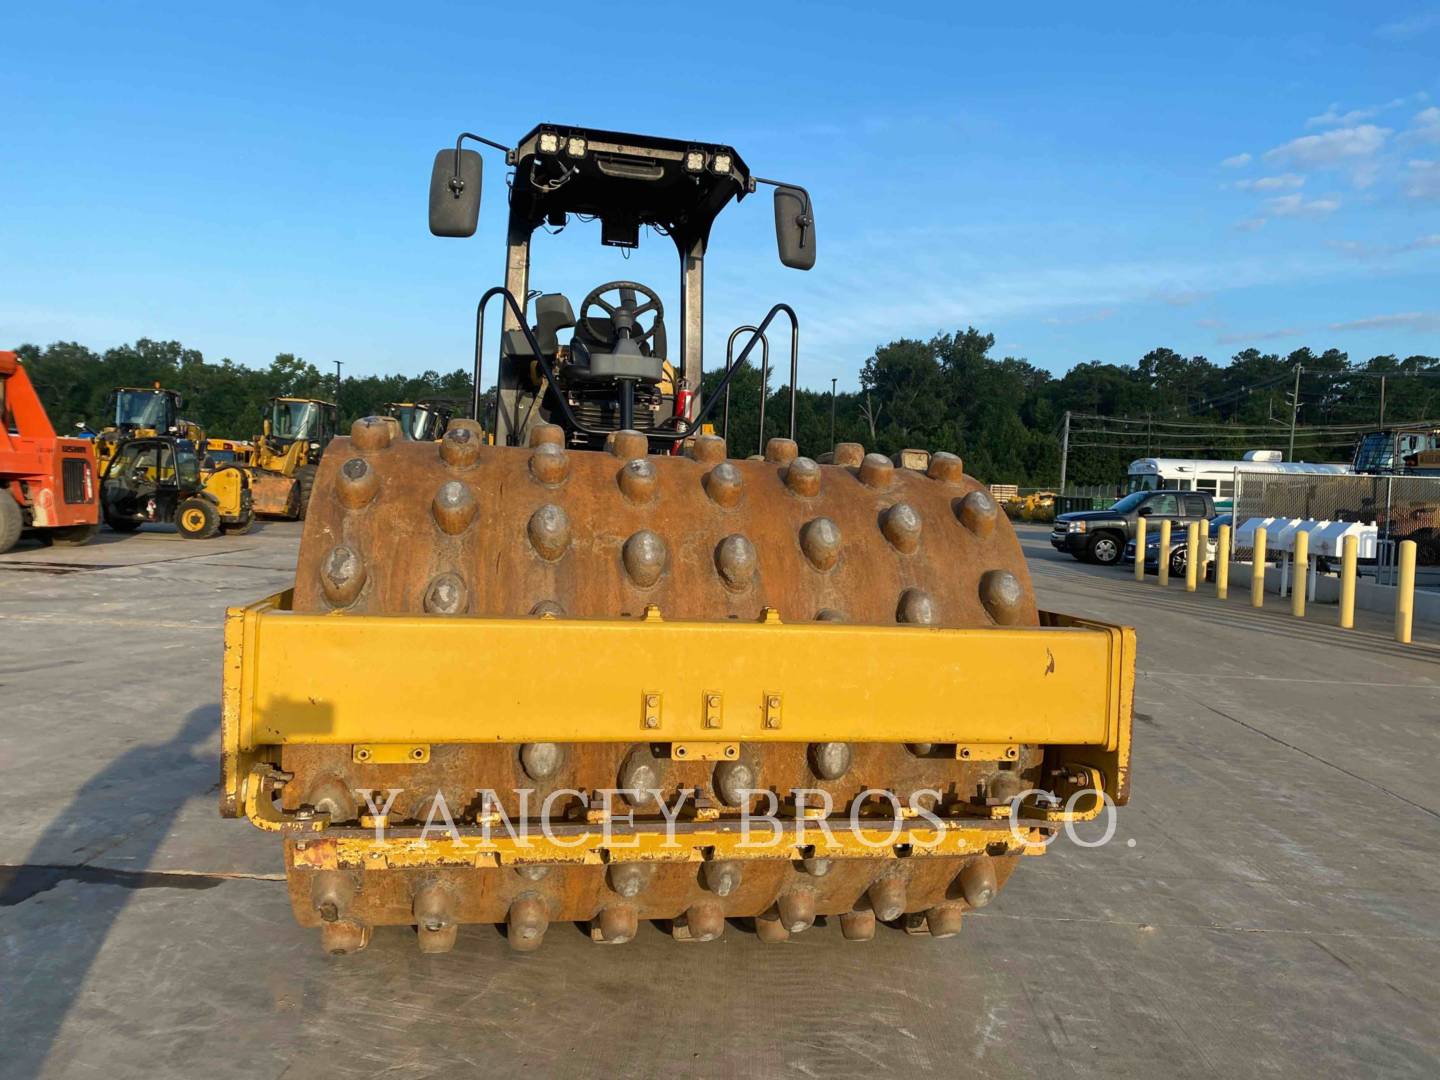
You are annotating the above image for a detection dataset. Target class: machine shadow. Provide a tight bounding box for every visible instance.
[0,705,216,1080]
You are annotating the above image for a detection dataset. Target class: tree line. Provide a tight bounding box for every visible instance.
[15,334,1439,487]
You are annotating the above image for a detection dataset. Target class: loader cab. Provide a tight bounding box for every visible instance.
[383,400,456,441]
[109,387,182,434]
[429,123,816,450]
[264,398,337,451]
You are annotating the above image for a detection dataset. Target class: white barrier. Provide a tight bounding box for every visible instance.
[1309,521,1379,559]
[1234,518,1383,602]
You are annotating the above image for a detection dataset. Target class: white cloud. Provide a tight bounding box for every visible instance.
[1220,152,1252,168]
[1328,312,1440,332]
[1376,12,1440,40]
[1413,106,1440,142]
[1265,193,1340,217]
[1264,125,1390,168]
[1042,307,1117,326]
[1216,327,1303,345]
[1330,233,1440,258]
[1306,104,1381,129]
[1159,290,1211,306]
[1306,95,1426,129]
[1404,159,1440,199]
[1233,216,1267,232]
[1235,173,1305,191]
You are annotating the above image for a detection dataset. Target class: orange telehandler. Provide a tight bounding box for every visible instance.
[0,350,100,553]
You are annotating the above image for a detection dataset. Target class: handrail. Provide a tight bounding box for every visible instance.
[475,287,798,446]
[723,325,769,450]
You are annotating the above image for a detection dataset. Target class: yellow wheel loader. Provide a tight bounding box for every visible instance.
[382,400,457,441]
[246,397,337,518]
[220,123,1135,955]
[92,386,205,477]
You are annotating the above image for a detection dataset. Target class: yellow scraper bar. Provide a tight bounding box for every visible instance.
[223,591,1133,753]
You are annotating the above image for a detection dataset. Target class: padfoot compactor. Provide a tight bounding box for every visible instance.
[221,124,1134,954]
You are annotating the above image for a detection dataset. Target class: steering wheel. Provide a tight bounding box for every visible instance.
[579,281,664,350]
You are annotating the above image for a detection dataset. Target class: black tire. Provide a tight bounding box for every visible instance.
[105,516,143,533]
[49,523,99,546]
[296,463,317,521]
[1169,547,1187,578]
[177,498,221,540]
[0,494,22,554]
[224,511,255,535]
[1085,532,1123,566]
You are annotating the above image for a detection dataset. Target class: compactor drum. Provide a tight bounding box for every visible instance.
[221,124,1134,954]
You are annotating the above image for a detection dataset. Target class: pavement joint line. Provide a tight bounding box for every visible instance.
[1180,691,1440,821]
[1140,671,1437,688]
[972,910,1440,942]
[0,863,286,908]
[0,545,264,570]
[0,614,217,629]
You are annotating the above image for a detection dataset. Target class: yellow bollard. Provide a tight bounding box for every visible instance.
[1291,529,1308,617]
[1134,516,1147,582]
[1216,523,1231,600]
[1251,527,1267,608]
[1396,539,1416,644]
[1339,534,1357,629]
[1185,522,1200,592]
[1158,518,1172,587]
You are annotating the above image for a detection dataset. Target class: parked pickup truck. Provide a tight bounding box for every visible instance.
[1051,489,1217,565]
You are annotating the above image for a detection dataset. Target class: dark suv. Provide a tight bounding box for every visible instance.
[1051,489,1216,565]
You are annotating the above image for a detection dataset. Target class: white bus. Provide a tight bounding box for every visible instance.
[1125,451,1350,510]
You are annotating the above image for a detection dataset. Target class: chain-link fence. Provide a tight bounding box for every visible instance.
[1232,470,1440,572]
[1056,484,1123,516]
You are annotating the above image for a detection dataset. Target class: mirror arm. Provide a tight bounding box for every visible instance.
[450,132,510,197]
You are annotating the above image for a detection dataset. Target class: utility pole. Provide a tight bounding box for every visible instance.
[1286,363,1301,461]
[1059,410,1071,494]
[334,360,344,399]
[1379,374,1387,427]
[829,377,837,451]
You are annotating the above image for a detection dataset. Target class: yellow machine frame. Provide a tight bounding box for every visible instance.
[221,591,1134,865]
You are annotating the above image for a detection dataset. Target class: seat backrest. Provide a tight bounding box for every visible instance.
[534,293,576,355]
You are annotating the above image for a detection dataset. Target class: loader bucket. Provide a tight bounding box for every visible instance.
[249,472,300,518]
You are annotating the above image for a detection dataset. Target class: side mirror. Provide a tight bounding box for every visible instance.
[429,148,483,237]
[1137,506,1152,517]
[262,418,272,437]
[773,185,816,270]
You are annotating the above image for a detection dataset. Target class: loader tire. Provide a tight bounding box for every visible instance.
[0,494,22,554]
[296,464,317,520]
[224,511,255,536]
[177,498,221,540]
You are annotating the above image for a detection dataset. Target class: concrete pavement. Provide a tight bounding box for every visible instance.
[1,520,1436,1079]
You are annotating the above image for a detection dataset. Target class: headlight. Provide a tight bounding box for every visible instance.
[711,152,733,175]
[565,136,587,158]
[538,131,560,154]
[684,150,706,173]
[1068,521,1087,533]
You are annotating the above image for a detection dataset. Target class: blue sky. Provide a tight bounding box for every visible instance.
[2,2,1437,390]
